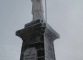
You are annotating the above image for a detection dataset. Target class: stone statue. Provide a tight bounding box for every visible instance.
[31,0,44,21]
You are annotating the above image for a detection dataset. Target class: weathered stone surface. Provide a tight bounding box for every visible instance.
[16,19,60,60]
[16,19,59,40]
[23,47,37,60]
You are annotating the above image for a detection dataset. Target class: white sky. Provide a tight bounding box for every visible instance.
[0,0,83,60]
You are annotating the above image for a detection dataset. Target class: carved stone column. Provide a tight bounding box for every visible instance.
[16,19,60,60]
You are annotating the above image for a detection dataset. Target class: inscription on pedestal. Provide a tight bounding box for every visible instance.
[23,47,37,60]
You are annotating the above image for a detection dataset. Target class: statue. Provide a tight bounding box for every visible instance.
[31,0,44,21]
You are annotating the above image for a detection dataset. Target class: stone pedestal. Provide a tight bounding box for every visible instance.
[16,19,60,60]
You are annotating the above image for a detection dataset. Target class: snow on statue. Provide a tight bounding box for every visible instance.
[31,0,44,20]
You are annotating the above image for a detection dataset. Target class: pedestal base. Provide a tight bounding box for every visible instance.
[16,19,60,60]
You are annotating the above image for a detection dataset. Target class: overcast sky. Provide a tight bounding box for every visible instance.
[0,0,83,60]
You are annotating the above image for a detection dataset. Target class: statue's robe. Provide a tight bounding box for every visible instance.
[31,0,44,20]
